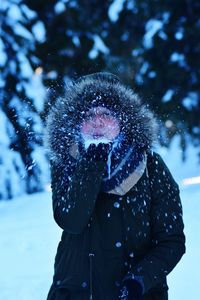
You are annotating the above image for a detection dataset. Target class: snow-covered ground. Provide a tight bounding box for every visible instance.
[0,139,199,300]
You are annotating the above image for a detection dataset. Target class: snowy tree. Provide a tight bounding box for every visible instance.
[0,0,49,200]
[129,0,200,154]
[25,0,200,158]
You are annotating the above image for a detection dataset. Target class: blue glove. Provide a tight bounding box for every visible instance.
[119,274,144,300]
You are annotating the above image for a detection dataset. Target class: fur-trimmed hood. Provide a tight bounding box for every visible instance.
[45,72,158,164]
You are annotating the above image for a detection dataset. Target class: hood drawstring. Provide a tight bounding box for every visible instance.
[88,217,95,300]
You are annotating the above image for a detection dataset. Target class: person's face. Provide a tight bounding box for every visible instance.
[80,106,120,141]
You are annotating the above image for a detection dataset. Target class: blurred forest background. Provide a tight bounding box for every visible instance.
[1,0,200,200]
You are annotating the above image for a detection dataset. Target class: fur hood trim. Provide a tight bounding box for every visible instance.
[45,72,158,163]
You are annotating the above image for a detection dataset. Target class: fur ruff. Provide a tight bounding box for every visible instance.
[44,72,158,165]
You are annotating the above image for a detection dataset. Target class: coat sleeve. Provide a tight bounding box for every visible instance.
[125,152,186,295]
[50,157,107,234]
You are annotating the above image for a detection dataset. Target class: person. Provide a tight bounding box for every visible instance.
[45,72,185,300]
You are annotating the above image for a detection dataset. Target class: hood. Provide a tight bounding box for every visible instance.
[45,72,158,164]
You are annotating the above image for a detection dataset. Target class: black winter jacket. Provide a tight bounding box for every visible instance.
[45,72,185,300]
[46,151,185,300]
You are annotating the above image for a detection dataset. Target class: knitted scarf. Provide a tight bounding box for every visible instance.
[100,133,147,196]
[69,133,147,196]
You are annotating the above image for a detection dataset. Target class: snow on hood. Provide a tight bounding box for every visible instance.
[44,72,158,164]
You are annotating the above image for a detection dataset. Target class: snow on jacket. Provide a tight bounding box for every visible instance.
[45,72,185,300]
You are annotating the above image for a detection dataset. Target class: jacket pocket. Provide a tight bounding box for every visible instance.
[53,234,90,290]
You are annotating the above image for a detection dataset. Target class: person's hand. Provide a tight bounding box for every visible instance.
[78,142,113,162]
[118,274,144,300]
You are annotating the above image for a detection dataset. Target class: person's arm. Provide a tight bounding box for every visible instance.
[50,157,107,234]
[120,152,186,298]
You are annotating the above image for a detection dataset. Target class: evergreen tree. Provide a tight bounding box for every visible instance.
[130,0,200,155]
[24,0,200,158]
[0,0,49,200]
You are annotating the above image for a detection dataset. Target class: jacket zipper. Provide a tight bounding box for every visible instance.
[88,217,95,300]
